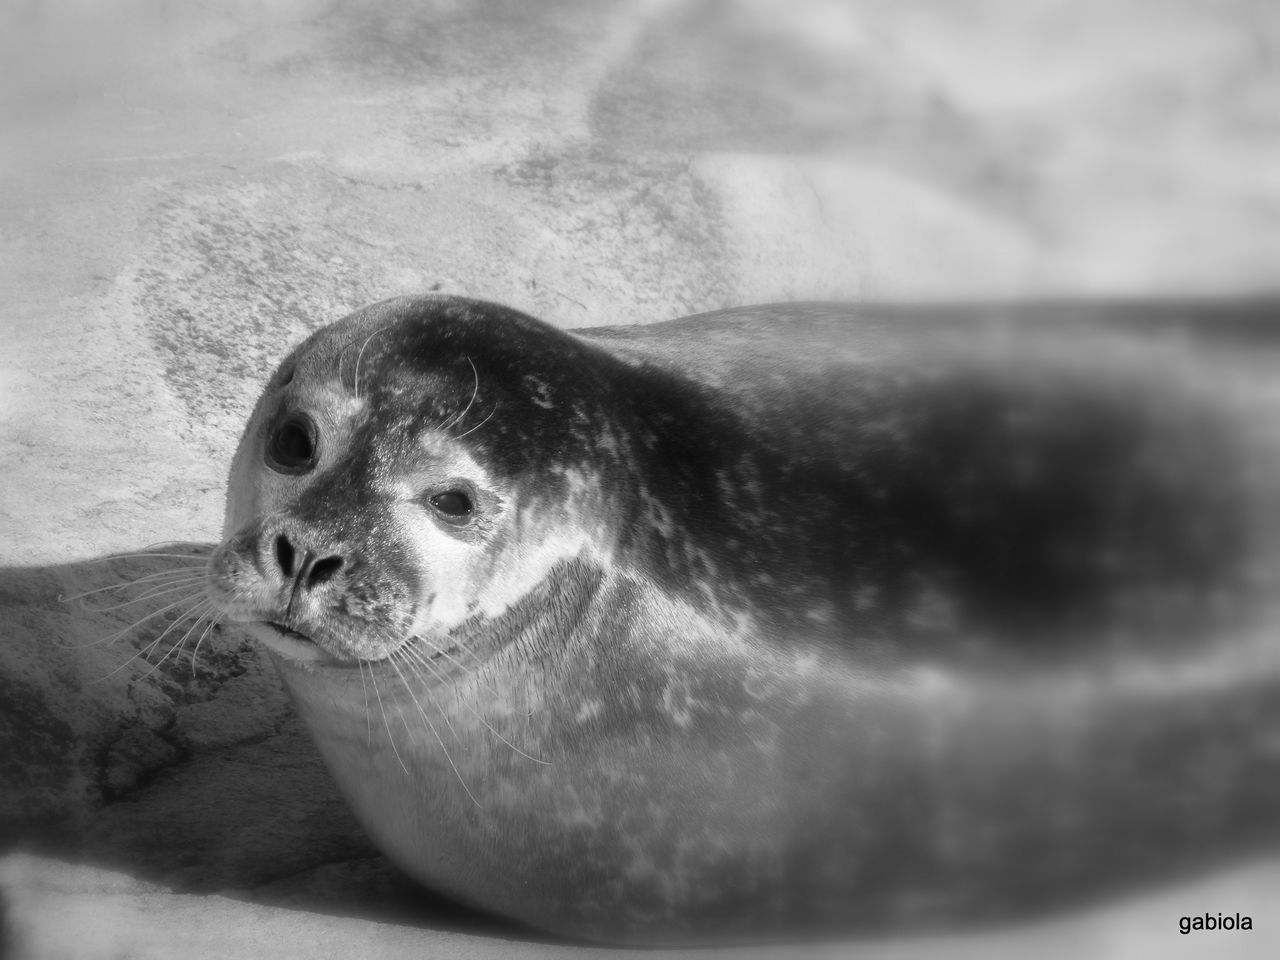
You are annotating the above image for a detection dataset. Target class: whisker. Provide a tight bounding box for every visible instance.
[84,553,211,566]
[385,649,481,807]
[368,665,410,776]
[358,660,373,749]
[60,592,207,650]
[70,576,208,613]
[411,633,505,698]
[442,355,480,432]
[351,327,385,401]
[399,639,550,766]
[91,597,213,683]
[454,405,495,440]
[87,542,213,563]
[58,567,207,604]
[188,611,223,672]
[393,645,464,747]
[136,601,217,682]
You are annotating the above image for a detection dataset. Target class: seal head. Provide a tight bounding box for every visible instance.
[209,297,627,666]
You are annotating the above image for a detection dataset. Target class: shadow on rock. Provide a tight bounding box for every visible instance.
[0,549,551,941]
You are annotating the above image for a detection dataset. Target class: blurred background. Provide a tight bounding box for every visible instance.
[2,1,1278,958]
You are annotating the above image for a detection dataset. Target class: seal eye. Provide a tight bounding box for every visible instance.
[266,413,318,474]
[430,490,473,520]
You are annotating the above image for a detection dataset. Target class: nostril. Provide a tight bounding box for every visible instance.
[275,535,295,576]
[308,555,343,587]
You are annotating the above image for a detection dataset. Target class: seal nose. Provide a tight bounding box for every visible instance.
[274,533,344,590]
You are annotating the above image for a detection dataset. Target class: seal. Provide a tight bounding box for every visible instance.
[205,295,1280,945]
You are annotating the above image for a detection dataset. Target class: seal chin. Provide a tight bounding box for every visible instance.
[245,621,342,664]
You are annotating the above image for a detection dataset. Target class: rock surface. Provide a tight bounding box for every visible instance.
[2,1,1279,957]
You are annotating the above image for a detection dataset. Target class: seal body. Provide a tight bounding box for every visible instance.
[206,295,1280,944]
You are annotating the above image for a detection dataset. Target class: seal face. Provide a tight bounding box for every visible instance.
[209,298,603,665]
[206,295,1280,944]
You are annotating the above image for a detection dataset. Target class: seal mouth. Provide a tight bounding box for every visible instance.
[249,620,336,663]
[269,621,312,643]
[247,622,470,675]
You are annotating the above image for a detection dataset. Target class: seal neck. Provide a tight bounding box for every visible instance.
[451,553,607,661]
